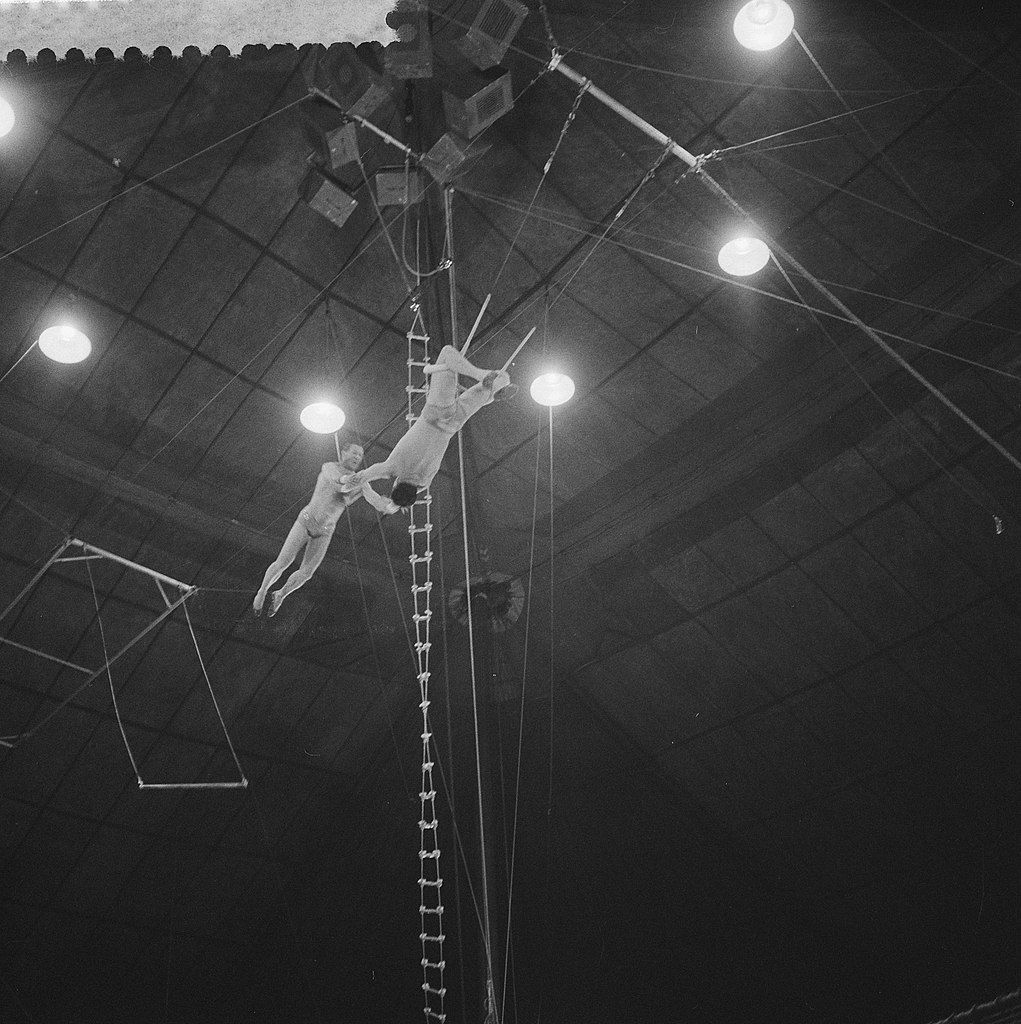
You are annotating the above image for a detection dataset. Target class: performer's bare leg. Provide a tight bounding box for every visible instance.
[267,532,332,616]
[254,520,308,614]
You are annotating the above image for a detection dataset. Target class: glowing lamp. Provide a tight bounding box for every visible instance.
[733,0,794,51]
[718,236,770,276]
[300,401,346,433]
[530,372,575,407]
[0,96,14,138]
[38,324,92,363]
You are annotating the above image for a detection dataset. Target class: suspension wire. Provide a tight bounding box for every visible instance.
[458,190,1021,382]
[434,491,471,1023]
[707,89,925,158]
[757,153,1021,272]
[0,340,39,387]
[538,45,974,95]
[461,182,1021,341]
[491,78,589,294]
[714,132,846,158]
[0,95,309,270]
[181,598,248,786]
[694,170,1021,476]
[86,559,143,785]
[355,149,414,294]
[0,588,191,746]
[499,419,545,1024]
[872,0,1021,100]
[791,29,936,223]
[769,254,1002,519]
[456,430,499,1013]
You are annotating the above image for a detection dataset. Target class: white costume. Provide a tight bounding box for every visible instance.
[358,345,510,495]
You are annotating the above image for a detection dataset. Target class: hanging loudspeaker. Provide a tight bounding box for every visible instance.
[441,66,513,139]
[303,171,358,229]
[308,42,392,121]
[455,0,528,70]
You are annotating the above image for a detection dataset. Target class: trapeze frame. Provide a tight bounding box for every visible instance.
[0,537,247,790]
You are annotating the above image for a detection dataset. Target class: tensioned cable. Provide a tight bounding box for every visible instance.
[756,153,1021,272]
[0,587,191,746]
[770,253,1000,518]
[791,29,936,223]
[536,44,977,95]
[181,598,248,786]
[872,0,1021,100]
[0,95,309,269]
[0,341,39,387]
[491,77,590,294]
[707,89,926,158]
[499,416,545,1024]
[459,190,1021,383]
[433,490,471,1021]
[456,429,498,1003]
[462,183,1021,339]
[355,149,413,294]
[86,558,143,785]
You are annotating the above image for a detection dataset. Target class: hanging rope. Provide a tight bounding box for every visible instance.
[86,558,143,787]
[456,429,498,1018]
[490,78,590,294]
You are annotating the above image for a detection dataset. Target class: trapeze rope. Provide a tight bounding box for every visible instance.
[86,558,143,786]
[499,400,546,1023]
[456,428,499,1018]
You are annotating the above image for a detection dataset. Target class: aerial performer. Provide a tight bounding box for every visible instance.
[354,344,512,507]
[253,441,398,617]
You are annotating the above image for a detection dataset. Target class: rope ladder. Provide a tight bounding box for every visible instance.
[406,298,448,1023]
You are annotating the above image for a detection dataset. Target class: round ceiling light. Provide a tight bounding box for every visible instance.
[733,0,795,51]
[530,372,575,407]
[300,401,346,433]
[38,324,92,364]
[717,236,771,276]
[0,96,14,138]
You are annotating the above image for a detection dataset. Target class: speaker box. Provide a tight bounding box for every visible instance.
[441,66,512,139]
[455,0,528,69]
[304,171,358,229]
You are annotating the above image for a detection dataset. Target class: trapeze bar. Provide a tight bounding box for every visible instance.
[308,87,419,158]
[551,60,699,170]
[138,779,249,790]
[67,539,193,591]
[53,555,108,564]
[0,635,94,674]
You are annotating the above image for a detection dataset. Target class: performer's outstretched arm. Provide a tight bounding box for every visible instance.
[360,483,399,515]
[355,460,394,484]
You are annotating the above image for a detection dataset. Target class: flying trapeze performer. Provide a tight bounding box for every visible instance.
[253,441,399,617]
[353,344,512,508]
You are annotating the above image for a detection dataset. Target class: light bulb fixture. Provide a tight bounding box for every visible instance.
[733,0,795,51]
[300,401,346,433]
[718,236,771,276]
[38,324,92,363]
[0,96,14,138]
[530,372,575,407]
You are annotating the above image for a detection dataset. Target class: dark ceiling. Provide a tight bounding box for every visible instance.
[1,2,1019,1023]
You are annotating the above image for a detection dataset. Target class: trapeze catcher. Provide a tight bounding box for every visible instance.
[355,345,512,507]
[253,441,398,617]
